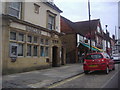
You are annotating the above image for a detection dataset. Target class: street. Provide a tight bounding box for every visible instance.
[2,63,120,89]
[48,64,120,88]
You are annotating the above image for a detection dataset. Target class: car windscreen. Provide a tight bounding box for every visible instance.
[85,54,103,60]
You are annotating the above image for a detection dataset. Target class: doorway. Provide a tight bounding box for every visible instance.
[52,46,58,67]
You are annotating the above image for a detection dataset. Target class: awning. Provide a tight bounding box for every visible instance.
[91,46,103,52]
[80,43,103,52]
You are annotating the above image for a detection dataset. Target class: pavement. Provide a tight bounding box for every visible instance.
[2,63,84,88]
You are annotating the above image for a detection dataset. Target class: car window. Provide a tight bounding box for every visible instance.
[103,53,110,59]
[85,54,103,60]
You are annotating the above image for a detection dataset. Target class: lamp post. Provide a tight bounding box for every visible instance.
[88,0,91,52]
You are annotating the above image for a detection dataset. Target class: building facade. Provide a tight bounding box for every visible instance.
[61,16,115,63]
[2,2,66,74]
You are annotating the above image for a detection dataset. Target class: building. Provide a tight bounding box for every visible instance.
[2,2,66,74]
[118,1,120,39]
[112,1,120,56]
[61,16,104,63]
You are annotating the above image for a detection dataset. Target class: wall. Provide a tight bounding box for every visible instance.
[24,2,60,32]
[61,34,76,63]
[2,2,61,32]
[2,20,62,74]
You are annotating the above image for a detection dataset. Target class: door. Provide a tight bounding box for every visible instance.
[52,46,58,67]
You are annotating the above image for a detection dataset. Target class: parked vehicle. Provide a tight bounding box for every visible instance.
[83,52,115,74]
[112,54,120,64]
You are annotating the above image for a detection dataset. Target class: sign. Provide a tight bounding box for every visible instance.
[26,26,41,34]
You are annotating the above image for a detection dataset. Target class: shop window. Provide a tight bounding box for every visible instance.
[18,43,23,56]
[40,38,44,44]
[8,2,21,18]
[45,39,49,45]
[10,32,16,40]
[40,46,44,57]
[10,43,18,57]
[33,45,38,56]
[34,3,40,14]
[48,15,55,30]
[45,47,49,56]
[34,36,38,43]
[27,44,32,56]
[28,35,32,43]
[18,33,24,41]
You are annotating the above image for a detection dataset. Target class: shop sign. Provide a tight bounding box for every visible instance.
[26,26,41,34]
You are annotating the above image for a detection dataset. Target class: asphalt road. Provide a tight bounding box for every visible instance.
[48,64,120,88]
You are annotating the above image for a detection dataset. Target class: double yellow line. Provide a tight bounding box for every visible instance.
[48,73,85,88]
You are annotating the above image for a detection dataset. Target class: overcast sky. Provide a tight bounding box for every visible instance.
[54,0,119,38]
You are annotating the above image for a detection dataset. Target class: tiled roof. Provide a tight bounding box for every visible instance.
[61,16,100,36]
[60,16,76,33]
[74,19,100,35]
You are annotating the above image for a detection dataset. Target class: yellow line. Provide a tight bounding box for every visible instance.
[48,73,85,88]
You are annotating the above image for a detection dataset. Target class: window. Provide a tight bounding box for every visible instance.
[48,15,55,30]
[85,54,103,60]
[45,47,49,56]
[8,2,21,18]
[10,32,16,40]
[40,46,44,56]
[97,26,100,33]
[18,43,23,56]
[40,38,44,44]
[10,43,18,57]
[28,35,32,43]
[33,45,38,56]
[18,33,24,41]
[34,37,38,43]
[34,3,40,14]
[27,45,32,56]
[45,39,49,45]
[104,53,110,59]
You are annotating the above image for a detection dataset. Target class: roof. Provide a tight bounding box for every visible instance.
[44,2,62,13]
[60,16,76,33]
[61,16,100,36]
[74,19,100,35]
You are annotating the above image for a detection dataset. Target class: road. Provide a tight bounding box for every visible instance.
[48,64,120,88]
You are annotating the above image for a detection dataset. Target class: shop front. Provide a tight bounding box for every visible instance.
[2,16,64,74]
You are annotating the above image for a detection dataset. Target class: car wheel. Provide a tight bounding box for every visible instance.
[84,71,89,74]
[105,66,109,74]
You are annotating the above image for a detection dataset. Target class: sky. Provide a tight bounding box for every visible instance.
[54,0,119,38]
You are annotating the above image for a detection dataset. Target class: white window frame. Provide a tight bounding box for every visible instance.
[8,2,21,19]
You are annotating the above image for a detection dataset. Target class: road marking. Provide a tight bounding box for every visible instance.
[101,69,120,88]
[48,73,84,88]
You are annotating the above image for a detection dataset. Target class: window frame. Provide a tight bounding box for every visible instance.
[18,43,24,57]
[47,10,56,30]
[34,3,40,14]
[8,2,21,19]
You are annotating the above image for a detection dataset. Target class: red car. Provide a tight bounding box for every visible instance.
[83,52,115,74]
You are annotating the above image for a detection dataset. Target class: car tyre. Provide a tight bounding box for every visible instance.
[105,66,109,74]
[84,71,89,74]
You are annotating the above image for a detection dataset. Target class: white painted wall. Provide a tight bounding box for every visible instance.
[24,2,60,32]
[2,2,61,32]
